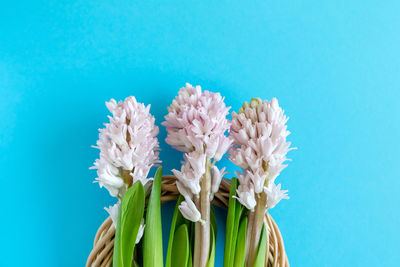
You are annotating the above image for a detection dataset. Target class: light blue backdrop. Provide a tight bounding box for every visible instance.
[1,0,399,266]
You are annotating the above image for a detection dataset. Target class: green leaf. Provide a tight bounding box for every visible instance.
[210,206,217,239]
[143,167,163,267]
[113,182,145,267]
[171,224,190,267]
[206,222,216,267]
[254,224,268,267]
[188,239,193,267]
[190,221,195,253]
[166,195,186,267]
[188,222,195,267]
[233,217,247,267]
[230,202,243,265]
[224,178,244,267]
[224,178,238,267]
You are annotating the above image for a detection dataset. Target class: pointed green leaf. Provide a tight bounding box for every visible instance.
[171,224,190,267]
[166,195,186,267]
[233,217,247,267]
[224,178,238,267]
[189,222,195,267]
[188,239,193,267]
[190,221,195,253]
[143,167,163,267]
[113,182,145,267]
[206,222,216,267]
[254,224,268,267]
[230,203,243,266]
[210,206,217,239]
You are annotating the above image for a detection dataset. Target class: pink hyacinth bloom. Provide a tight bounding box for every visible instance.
[92,96,160,244]
[91,96,161,198]
[163,83,232,222]
[229,97,293,211]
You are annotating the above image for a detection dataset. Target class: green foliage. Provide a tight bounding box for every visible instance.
[233,217,247,267]
[224,178,237,267]
[206,222,216,267]
[143,167,163,267]
[166,195,191,267]
[254,225,268,267]
[223,178,244,267]
[171,224,190,267]
[210,206,217,240]
[113,182,145,267]
[188,238,193,267]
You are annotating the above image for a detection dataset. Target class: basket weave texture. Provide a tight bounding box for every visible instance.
[87,175,289,267]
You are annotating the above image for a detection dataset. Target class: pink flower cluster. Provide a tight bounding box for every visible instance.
[91,96,160,244]
[163,83,231,222]
[229,98,293,210]
[91,96,160,198]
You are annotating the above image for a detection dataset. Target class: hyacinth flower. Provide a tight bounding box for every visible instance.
[163,83,231,267]
[91,96,161,246]
[228,97,293,266]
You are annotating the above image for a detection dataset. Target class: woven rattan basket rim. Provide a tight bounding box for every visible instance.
[87,175,289,267]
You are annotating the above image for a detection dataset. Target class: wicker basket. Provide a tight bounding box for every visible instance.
[87,175,289,267]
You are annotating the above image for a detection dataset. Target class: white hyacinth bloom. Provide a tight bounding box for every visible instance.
[136,220,146,244]
[229,97,294,211]
[210,166,227,200]
[233,171,257,210]
[179,197,203,223]
[264,183,289,209]
[105,202,120,228]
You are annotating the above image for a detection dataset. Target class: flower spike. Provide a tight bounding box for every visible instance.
[91,96,160,198]
[91,96,160,246]
[228,97,294,266]
[163,83,231,267]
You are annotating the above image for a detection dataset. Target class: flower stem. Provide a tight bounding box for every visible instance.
[245,210,254,258]
[194,158,211,267]
[246,191,267,267]
[193,198,201,267]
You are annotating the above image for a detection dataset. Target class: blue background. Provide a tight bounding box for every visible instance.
[1,0,399,266]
